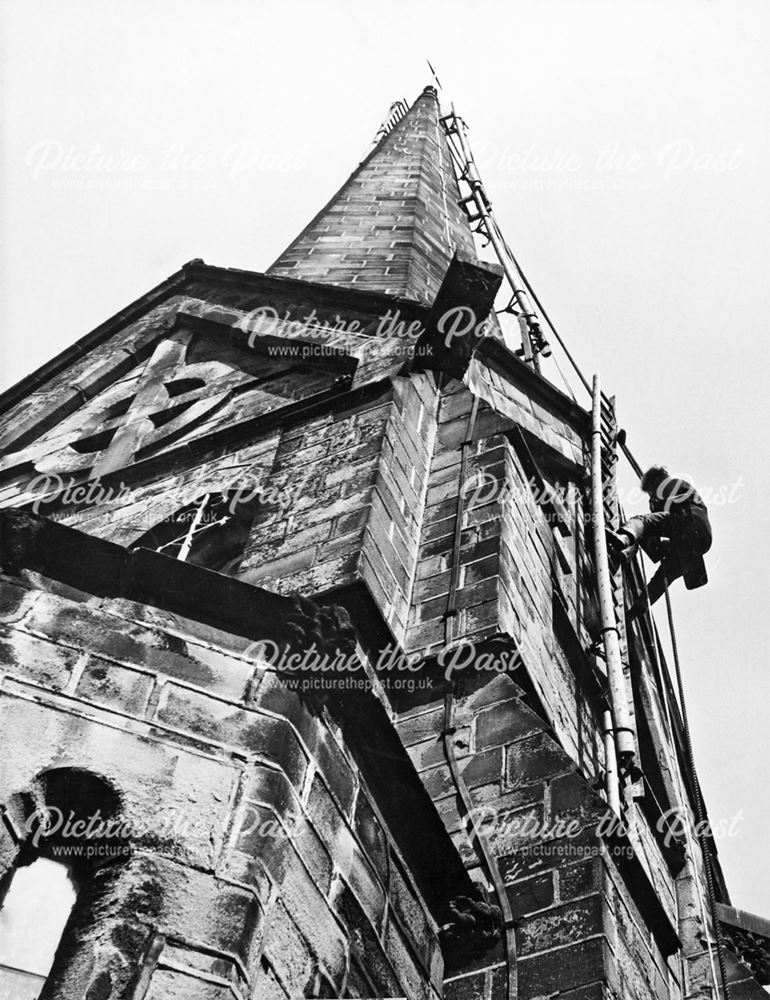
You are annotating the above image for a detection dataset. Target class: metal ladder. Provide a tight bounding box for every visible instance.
[439,107,551,370]
[369,99,410,148]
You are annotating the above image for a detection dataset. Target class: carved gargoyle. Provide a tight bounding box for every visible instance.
[439,883,504,967]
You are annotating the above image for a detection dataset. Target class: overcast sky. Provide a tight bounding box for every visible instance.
[2,0,769,919]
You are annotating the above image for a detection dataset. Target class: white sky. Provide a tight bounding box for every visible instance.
[1,0,769,918]
[0,858,75,975]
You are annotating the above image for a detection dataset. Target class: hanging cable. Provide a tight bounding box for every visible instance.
[440,98,729,999]
[504,241,591,396]
[552,352,578,403]
[663,582,732,1000]
[491,218,650,478]
[442,108,727,996]
[441,101,653,481]
[635,561,721,998]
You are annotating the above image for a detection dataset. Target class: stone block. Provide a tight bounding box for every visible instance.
[559,857,603,901]
[261,898,315,997]
[421,748,503,799]
[0,626,78,690]
[396,705,444,747]
[384,912,432,998]
[466,675,524,710]
[0,689,240,869]
[271,847,348,986]
[332,882,403,996]
[313,729,358,814]
[549,771,606,828]
[122,855,262,968]
[444,970,486,1000]
[157,685,309,788]
[516,937,607,997]
[474,699,545,751]
[251,963,289,1000]
[293,813,334,896]
[0,580,34,623]
[353,789,388,877]
[145,969,235,999]
[505,732,573,789]
[77,655,153,716]
[517,895,604,956]
[506,872,555,916]
[388,850,432,967]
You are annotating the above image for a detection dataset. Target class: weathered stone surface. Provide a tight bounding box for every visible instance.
[77,654,153,715]
[145,969,235,1000]
[505,872,555,915]
[268,88,476,305]
[517,937,607,996]
[0,625,79,690]
[517,895,605,956]
[0,687,240,869]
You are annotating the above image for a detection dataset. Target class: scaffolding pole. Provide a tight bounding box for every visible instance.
[590,374,636,768]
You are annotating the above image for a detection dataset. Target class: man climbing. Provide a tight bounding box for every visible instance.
[608,465,712,611]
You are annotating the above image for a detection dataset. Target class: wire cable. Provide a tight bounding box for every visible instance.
[664,582,732,999]
[442,115,729,997]
[636,562,721,997]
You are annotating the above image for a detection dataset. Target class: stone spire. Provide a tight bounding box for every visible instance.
[267,86,477,305]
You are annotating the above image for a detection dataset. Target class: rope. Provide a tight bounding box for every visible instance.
[663,582,732,999]
[552,352,578,402]
[496,231,647,478]
[494,203,728,994]
[441,104,650,480]
[504,240,591,398]
[637,564,720,997]
[442,105,727,996]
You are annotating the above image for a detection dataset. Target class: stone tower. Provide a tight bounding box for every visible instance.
[0,86,768,1000]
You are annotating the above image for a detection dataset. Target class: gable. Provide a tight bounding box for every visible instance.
[0,321,340,504]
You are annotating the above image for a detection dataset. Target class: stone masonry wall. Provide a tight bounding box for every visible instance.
[395,670,682,1000]
[402,375,603,777]
[0,574,443,1000]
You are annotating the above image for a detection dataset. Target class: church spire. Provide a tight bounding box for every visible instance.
[267,86,477,305]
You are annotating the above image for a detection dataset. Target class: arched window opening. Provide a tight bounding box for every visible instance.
[0,769,127,1000]
[0,858,77,999]
[132,489,261,574]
